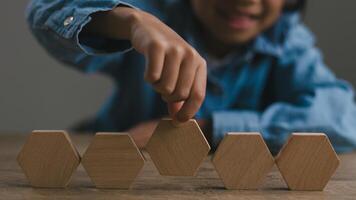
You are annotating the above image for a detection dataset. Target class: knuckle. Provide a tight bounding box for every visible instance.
[160,84,175,95]
[192,90,205,103]
[153,80,174,95]
[144,72,160,83]
[185,47,197,59]
[169,46,184,56]
[149,40,166,51]
[200,58,207,67]
[175,89,190,101]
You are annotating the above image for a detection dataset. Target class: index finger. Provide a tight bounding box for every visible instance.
[168,101,183,117]
[175,63,207,122]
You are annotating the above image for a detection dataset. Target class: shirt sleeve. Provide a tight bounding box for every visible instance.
[211,47,356,154]
[25,0,165,73]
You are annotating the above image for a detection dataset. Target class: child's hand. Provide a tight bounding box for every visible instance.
[128,8,207,123]
[85,7,207,123]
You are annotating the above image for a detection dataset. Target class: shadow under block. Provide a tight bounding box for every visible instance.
[146,119,211,176]
[275,133,340,191]
[212,132,275,190]
[17,130,80,188]
[81,133,145,189]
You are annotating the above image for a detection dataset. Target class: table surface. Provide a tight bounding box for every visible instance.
[1,134,355,200]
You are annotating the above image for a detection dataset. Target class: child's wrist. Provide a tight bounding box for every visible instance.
[110,6,143,40]
[84,6,142,41]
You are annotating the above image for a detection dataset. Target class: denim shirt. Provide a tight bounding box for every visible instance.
[26,0,356,153]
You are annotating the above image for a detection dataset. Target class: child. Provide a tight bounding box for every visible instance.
[26,0,356,154]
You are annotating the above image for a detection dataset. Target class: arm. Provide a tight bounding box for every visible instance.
[26,0,163,74]
[211,47,356,154]
[27,0,207,122]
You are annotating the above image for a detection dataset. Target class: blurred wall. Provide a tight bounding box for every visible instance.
[0,1,112,132]
[0,0,355,132]
[305,0,356,84]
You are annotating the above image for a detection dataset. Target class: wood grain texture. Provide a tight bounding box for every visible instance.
[16,130,80,188]
[276,133,340,191]
[146,118,210,176]
[2,134,356,199]
[81,133,145,189]
[212,132,275,190]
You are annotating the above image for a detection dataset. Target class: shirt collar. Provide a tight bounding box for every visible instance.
[251,12,301,57]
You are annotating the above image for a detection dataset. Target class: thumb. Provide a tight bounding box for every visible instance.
[168,101,184,125]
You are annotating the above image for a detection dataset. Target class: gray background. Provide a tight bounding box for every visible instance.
[1,0,355,132]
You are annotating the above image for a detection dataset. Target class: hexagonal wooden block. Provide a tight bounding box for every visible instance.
[212,132,275,189]
[276,133,340,191]
[146,118,210,176]
[81,133,145,189]
[17,130,80,188]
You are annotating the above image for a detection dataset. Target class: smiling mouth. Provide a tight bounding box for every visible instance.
[216,7,261,30]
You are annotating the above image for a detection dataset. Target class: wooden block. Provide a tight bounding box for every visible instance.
[212,132,275,189]
[17,130,80,188]
[146,118,210,176]
[81,133,145,189]
[275,133,340,191]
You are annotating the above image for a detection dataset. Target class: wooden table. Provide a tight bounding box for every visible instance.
[1,134,355,199]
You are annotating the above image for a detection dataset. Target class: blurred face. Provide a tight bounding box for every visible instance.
[191,0,284,45]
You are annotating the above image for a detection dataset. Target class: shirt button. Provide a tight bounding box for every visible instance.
[63,16,74,26]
